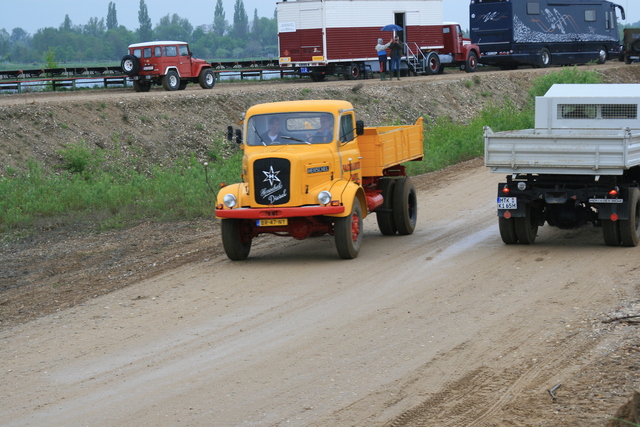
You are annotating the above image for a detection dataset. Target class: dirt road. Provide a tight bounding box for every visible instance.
[1,159,638,426]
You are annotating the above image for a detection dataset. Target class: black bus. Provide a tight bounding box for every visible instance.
[470,0,625,69]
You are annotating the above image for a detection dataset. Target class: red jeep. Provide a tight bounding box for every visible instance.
[121,41,215,92]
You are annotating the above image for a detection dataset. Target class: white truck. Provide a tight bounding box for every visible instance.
[484,84,640,246]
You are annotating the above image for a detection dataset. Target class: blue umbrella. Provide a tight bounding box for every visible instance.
[381,24,403,32]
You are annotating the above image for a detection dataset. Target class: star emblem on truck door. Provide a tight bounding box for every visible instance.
[263,166,281,186]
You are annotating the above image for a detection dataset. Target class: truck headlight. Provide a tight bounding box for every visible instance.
[223,193,237,208]
[517,182,527,191]
[318,191,332,205]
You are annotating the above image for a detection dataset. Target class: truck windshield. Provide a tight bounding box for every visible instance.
[246,113,335,146]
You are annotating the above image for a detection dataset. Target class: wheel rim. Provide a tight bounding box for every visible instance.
[469,55,477,69]
[428,57,438,72]
[599,49,606,62]
[124,60,133,72]
[170,75,178,87]
[350,212,361,242]
[206,74,214,85]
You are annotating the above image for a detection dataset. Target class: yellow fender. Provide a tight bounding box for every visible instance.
[216,182,248,208]
[327,180,367,218]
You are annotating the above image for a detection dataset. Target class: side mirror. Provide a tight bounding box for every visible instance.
[356,120,365,136]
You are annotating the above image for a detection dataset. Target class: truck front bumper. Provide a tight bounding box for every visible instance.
[216,205,345,219]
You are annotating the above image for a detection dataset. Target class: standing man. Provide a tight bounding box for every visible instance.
[389,36,403,81]
[375,37,391,80]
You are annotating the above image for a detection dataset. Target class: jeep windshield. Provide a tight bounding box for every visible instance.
[247,113,335,146]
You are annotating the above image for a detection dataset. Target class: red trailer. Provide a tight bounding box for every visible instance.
[277,0,480,80]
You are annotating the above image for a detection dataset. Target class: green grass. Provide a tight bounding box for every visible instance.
[0,68,606,234]
[0,140,241,233]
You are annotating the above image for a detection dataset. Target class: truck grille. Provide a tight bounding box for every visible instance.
[253,158,291,205]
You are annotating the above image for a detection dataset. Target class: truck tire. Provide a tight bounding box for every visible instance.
[121,54,140,76]
[392,177,417,235]
[221,219,252,260]
[498,217,518,244]
[597,46,607,64]
[133,80,151,92]
[199,68,215,89]
[602,219,621,246]
[538,48,551,68]
[425,52,440,75]
[344,63,361,80]
[514,204,538,244]
[162,70,180,91]
[619,188,640,247]
[335,198,363,259]
[376,178,397,235]
[464,51,478,73]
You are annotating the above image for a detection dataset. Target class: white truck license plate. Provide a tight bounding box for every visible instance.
[497,197,517,209]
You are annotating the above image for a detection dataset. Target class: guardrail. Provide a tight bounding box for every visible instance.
[0,63,299,93]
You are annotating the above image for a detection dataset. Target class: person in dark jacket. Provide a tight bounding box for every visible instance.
[389,36,403,80]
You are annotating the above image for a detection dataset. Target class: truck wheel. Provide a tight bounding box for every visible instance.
[425,52,440,75]
[133,80,151,92]
[335,198,363,259]
[597,47,607,64]
[221,219,252,260]
[178,80,188,90]
[625,55,633,65]
[393,177,417,235]
[514,204,538,244]
[121,54,139,76]
[464,51,478,73]
[498,217,518,244]
[538,48,551,68]
[619,188,640,247]
[162,70,180,91]
[602,219,621,246]
[344,63,361,80]
[376,178,397,235]
[199,68,215,89]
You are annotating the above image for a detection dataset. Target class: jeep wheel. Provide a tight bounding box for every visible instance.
[133,80,151,92]
[162,70,180,91]
[121,55,139,76]
[178,80,188,90]
[199,68,215,89]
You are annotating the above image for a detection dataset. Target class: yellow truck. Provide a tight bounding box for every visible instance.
[215,100,424,260]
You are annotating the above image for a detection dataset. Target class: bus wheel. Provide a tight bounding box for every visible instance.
[538,48,551,68]
[597,47,607,64]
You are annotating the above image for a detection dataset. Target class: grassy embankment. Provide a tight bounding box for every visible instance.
[0,67,602,234]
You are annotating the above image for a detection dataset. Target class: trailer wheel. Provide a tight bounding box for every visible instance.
[310,74,326,82]
[344,63,361,80]
[393,177,418,235]
[376,178,397,235]
[538,48,551,68]
[514,204,538,244]
[425,52,440,75]
[335,198,363,259]
[133,80,151,92]
[602,219,621,246]
[464,51,478,73]
[619,188,640,247]
[162,70,181,91]
[221,219,252,260]
[498,217,518,244]
[597,47,607,64]
[198,68,215,89]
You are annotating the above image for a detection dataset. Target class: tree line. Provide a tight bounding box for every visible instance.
[0,0,278,65]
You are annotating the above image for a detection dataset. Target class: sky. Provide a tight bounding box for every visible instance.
[1,0,639,35]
